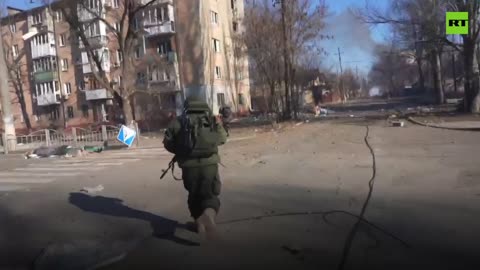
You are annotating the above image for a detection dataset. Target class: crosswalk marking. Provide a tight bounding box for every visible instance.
[15,167,103,172]
[0,148,169,189]
[0,172,80,177]
[0,178,55,184]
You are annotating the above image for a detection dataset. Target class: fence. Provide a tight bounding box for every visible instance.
[1,125,135,154]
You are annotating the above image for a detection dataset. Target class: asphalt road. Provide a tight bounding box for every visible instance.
[1,100,479,270]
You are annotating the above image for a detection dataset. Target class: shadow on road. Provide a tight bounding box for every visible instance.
[68,193,199,247]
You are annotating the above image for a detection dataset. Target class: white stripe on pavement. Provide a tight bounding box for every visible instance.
[0,172,80,177]
[28,162,125,167]
[15,167,103,172]
[0,178,55,184]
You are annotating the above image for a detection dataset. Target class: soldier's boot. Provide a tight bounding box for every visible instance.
[197,208,218,241]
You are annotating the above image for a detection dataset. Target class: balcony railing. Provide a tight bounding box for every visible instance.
[36,93,60,106]
[31,43,56,59]
[82,61,110,74]
[141,0,173,5]
[78,7,104,22]
[85,88,112,100]
[79,35,108,49]
[144,21,175,37]
[33,71,58,83]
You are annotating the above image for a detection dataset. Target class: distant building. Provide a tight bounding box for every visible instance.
[0,0,251,132]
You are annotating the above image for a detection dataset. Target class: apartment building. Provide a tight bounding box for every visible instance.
[0,0,250,132]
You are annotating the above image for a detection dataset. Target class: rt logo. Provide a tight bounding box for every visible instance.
[446,12,469,34]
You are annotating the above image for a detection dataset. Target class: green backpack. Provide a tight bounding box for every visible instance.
[176,101,219,158]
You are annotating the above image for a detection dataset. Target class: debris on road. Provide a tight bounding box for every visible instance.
[391,121,405,127]
[24,145,105,159]
[80,185,104,194]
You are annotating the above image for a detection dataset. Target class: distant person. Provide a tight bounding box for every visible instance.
[219,106,233,137]
[162,97,228,240]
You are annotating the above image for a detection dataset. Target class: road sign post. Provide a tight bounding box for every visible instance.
[117,125,137,148]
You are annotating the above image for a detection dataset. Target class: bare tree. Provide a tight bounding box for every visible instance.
[1,18,32,131]
[446,0,480,112]
[243,0,284,117]
[355,0,446,104]
[53,0,161,124]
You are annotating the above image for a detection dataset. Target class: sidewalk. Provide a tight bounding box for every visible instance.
[408,115,480,130]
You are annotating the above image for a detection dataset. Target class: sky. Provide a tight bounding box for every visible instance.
[6,0,392,75]
[321,0,391,76]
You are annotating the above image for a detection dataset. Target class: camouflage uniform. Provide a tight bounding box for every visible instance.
[163,98,227,222]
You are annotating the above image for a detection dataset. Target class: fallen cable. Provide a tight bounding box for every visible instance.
[216,209,410,249]
[336,125,378,270]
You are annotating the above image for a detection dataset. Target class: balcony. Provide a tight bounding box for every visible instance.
[36,93,60,106]
[141,0,173,5]
[81,50,111,74]
[144,21,175,37]
[85,88,112,100]
[79,35,108,49]
[33,71,58,83]
[31,43,56,59]
[28,11,54,33]
[82,61,110,74]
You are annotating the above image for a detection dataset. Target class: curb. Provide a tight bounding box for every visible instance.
[407,117,480,131]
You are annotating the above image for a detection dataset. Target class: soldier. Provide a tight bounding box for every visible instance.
[162,97,227,239]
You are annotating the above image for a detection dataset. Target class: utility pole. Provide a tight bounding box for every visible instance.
[0,33,16,152]
[336,47,345,102]
[274,0,291,119]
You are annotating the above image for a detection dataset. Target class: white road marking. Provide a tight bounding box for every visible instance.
[0,178,55,184]
[15,167,103,172]
[0,172,80,177]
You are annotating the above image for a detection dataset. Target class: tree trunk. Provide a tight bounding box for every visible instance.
[432,49,445,104]
[122,96,134,125]
[280,1,291,120]
[463,41,476,112]
[13,72,32,131]
[471,46,480,113]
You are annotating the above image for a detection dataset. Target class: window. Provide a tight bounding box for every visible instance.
[12,45,19,58]
[59,34,66,46]
[137,72,146,83]
[116,50,123,63]
[64,82,72,95]
[238,93,245,105]
[67,106,74,118]
[84,21,100,37]
[9,23,16,33]
[50,106,60,120]
[231,0,236,9]
[215,66,222,79]
[61,59,69,71]
[81,104,89,117]
[135,46,142,59]
[233,22,238,32]
[212,38,221,53]
[113,0,120,8]
[32,12,43,25]
[55,11,63,22]
[211,11,219,24]
[86,0,100,10]
[157,40,172,55]
[113,22,121,31]
[236,71,243,80]
[132,17,139,30]
[217,93,225,107]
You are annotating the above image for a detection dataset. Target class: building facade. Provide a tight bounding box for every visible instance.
[0,0,250,132]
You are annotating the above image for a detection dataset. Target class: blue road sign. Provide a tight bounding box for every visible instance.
[117,125,137,147]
